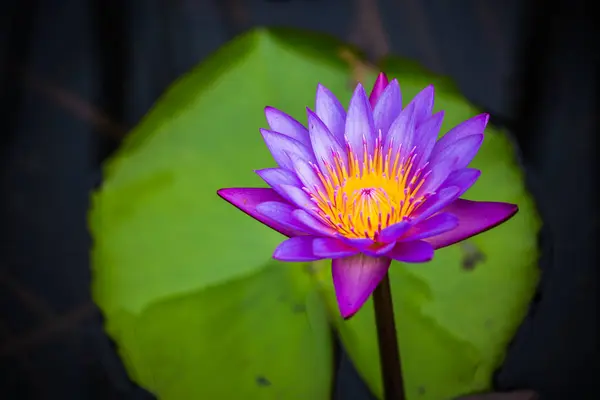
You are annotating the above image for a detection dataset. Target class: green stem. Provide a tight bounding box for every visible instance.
[372,271,405,400]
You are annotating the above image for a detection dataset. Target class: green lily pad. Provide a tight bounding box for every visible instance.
[313,59,540,398]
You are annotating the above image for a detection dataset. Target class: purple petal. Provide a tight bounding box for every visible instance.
[383,101,417,163]
[255,168,302,202]
[363,241,396,257]
[315,84,347,144]
[425,199,518,249]
[277,184,315,212]
[273,236,323,262]
[217,188,303,237]
[332,254,392,319]
[369,72,389,106]
[387,240,434,263]
[255,168,301,187]
[377,221,411,243]
[264,106,311,147]
[340,237,375,251]
[345,84,376,166]
[401,212,458,241]
[407,85,434,126]
[417,156,456,196]
[428,134,483,171]
[411,186,461,225]
[261,129,315,170]
[412,110,445,171]
[307,108,348,175]
[435,113,489,153]
[313,237,359,258]
[439,168,481,197]
[291,157,325,193]
[255,201,310,235]
[373,79,402,137]
[292,209,339,237]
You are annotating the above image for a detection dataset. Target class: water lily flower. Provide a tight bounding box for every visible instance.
[218,73,518,319]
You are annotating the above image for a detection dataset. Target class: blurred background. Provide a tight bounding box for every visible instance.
[0,0,597,399]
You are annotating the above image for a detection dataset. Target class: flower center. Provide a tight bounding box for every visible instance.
[309,134,430,239]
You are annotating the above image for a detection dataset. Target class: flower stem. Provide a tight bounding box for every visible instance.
[372,271,405,400]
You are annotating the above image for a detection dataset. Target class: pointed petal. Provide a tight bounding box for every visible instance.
[373,79,402,137]
[291,157,324,193]
[217,188,302,237]
[440,168,481,197]
[255,168,302,202]
[273,236,323,262]
[264,106,311,147]
[401,212,458,241]
[307,108,348,175]
[387,240,434,263]
[369,72,389,106]
[435,113,489,153]
[377,221,411,243]
[292,209,338,237]
[332,254,391,319]
[255,201,312,235]
[363,241,396,257]
[407,85,434,126]
[429,134,484,171]
[412,110,445,171]
[345,84,376,165]
[384,101,417,163]
[313,237,359,258]
[255,168,301,188]
[315,84,347,143]
[425,199,518,249]
[411,186,461,225]
[340,237,375,251]
[261,129,315,170]
[276,184,315,212]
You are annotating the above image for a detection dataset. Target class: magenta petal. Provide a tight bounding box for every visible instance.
[387,240,434,263]
[332,254,392,319]
[340,237,375,251]
[401,212,458,241]
[255,201,309,235]
[412,111,445,171]
[406,85,434,126]
[373,79,402,138]
[277,184,315,212]
[363,241,396,257]
[440,168,481,197]
[292,209,338,237]
[429,134,484,171]
[255,168,302,202]
[313,237,358,258]
[261,129,315,170]
[377,221,411,243]
[273,236,323,262]
[426,199,518,249]
[307,108,348,174]
[291,157,324,193]
[217,188,303,237]
[384,101,417,163]
[315,84,347,144]
[369,72,389,106]
[345,84,376,164]
[264,106,311,147]
[435,113,489,153]
[411,186,461,225]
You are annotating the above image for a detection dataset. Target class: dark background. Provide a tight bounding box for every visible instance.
[0,0,597,399]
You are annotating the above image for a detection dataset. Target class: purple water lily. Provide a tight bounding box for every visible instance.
[218,73,518,319]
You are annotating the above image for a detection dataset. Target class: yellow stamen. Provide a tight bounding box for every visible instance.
[309,135,431,240]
